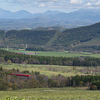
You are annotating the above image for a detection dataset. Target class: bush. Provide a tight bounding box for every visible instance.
[7,60,12,65]
[0,66,3,71]
[90,85,97,90]
[12,84,18,90]
[91,81,100,90]
[48,79,57,87]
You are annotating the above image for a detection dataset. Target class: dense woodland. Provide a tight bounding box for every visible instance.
[26,47,47,51]
[0,22,100,51]
[5,30,57,46]
[52,22,100,48]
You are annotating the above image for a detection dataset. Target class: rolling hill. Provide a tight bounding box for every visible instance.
[51,22,100,51]
[0,22,100,51]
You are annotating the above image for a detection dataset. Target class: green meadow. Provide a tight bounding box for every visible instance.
[1,62,100,77]
[4,48,100,58]
[1,63,84,77]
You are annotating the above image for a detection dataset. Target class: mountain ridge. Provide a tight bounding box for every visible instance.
[0,8,100,30]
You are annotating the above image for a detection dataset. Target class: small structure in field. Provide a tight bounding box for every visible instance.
[11,73,30,77]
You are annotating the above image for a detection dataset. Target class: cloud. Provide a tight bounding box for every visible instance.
[1,0,100,10]
[39,3,45,7]
[94,1,100,6]
[83,0,100,9]
[38,0,58,1]
[86,2,92,6]
[70,0,82,4]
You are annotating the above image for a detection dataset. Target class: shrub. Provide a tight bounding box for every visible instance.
[0,66,3,71]
[7,60,12,65]
[48,79,57,87]
[90,85,97,90]
[12,84,18,90]
[91,80,100,90]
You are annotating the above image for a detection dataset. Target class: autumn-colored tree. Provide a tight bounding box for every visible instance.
[7,60,12,65]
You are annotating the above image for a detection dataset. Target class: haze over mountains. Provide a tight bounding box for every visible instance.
[0,8,100,30]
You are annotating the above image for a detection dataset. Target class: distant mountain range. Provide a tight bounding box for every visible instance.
[0,8,32,19]
[0,8,100,30]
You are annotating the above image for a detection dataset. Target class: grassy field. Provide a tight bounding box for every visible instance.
[3,48,100,58]
[1,63,100,77]
[0,87,100,100]
[1,63,84,77]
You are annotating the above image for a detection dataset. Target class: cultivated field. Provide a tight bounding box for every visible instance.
[0,87,100,100]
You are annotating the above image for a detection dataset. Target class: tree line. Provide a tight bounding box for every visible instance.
[26,47,47,51]
[0,49,99,67]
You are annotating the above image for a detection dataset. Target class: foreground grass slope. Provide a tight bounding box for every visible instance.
[0,87,100,100]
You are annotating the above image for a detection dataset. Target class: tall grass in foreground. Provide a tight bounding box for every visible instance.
[0,87,100,100]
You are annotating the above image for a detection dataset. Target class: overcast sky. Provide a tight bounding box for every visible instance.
[0,0,100,13]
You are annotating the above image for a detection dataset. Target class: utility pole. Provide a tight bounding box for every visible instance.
[26,44,27,48]
[91,61,92,74]
[7,45,8,51]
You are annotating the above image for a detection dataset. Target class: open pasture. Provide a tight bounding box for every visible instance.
[1,63,100,77]
[5,48,100,58]
[1,63,82,77]
[0,87,100,100]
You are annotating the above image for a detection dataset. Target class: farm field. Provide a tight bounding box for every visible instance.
[1,63,84,77]
[1,63,100,77]
[4,48,100,58]
[0,87,100,100]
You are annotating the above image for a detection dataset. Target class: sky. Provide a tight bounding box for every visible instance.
[0,0,100,13]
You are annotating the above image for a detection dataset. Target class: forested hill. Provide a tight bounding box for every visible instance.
[2,30,57,46]
[0,22,100,50]
[52,22,100,50]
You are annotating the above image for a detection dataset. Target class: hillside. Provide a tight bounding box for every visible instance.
[0,30,58,49]
[0,22,100,51]
[52,22,100,51]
